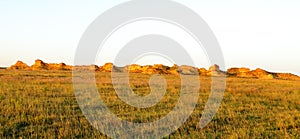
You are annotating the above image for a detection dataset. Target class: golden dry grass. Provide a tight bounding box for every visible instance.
[0,69,300,138]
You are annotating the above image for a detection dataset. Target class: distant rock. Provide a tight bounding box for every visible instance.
[207,64,225,76]
[7,59,300,80]
[88,65,99,71]
[227,68,274,79]
[209,64,220,72]
[275,73,300,80]
[177,65,198,75]
[140,65,156,74]
[48,63,72,70]
[99,63,113,72]
[227,67,250,75]
[30,59,72,70]
[153,64,169,74]
[8,61,30,70]
[125,64,143,73]
[168,64,179,75]
[199,68,208,76]
[227,67,252,78]
[250,68,274,79]
[31,59,47,70]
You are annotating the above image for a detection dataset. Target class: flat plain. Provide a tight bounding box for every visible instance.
[0,69,300,138]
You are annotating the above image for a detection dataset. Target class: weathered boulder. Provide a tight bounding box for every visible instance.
[140,65,157,74]
[227,67,250,75]
[275,73,300,80]
[209,64,220,72]
[199,68,208,76]
[99,63,114,72]
[153,64,170,74]
[207,64,225,76]
[47,63,70,70]
[31,59,47,70]
[227,67,251,78]
[167,64,179,75]
[88,65,99,71]
[251,68,274,79]
[8,61,30,70]
[7,60,300,80]
[126,64,143,73]
[178,65,198,75]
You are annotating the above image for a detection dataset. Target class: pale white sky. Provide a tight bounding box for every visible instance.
[0,0,299,75]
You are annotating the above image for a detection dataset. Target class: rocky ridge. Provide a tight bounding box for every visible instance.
[7,59,300,80]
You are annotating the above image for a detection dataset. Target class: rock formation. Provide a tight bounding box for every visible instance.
[125,64,143,73]
[99,63,114,72]
[8,61,30,70]
[177,65,198,75]
[140,65,157,74]
[206,64,226,76]
[168,64,179,75]
[228,68,253,78]
[6,59,300,80]
[227,67,250,75]
[251,68,274,79]
[31,59,47,70]
[199,68,208,76]
[88,65,99,71]
[226,67,300,80]
[48,63,72,70]
[31,59,72,70]
[227,67,273,79]
[275,73,300,80]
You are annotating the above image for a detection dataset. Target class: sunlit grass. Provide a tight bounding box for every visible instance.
[0,69,299,138]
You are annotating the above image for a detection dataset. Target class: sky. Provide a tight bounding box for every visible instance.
[0,0,299,75]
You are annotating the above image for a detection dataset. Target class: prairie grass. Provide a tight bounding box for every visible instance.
[0,69,300,138]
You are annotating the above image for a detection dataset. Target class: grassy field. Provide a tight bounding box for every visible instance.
[0,69,300,138]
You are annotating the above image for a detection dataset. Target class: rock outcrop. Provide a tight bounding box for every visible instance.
[177,65,198,75]
[99,63,114,72]
[227,68,250,75]
[206,64,226,76]
[227,67,274,79]
[31,59,72,70]
[199,68,208,76]
[228,67,253,78]
[48,63,72,70]
[8,61,30,70]
[226,67,300,80]
[31,59,47,70]
[168,64,179,75]
[6,59,300,80]
[251,68,274,79]
[275,73,300,80]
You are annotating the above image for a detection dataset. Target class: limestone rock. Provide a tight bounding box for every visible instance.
[88,65,99,71]
[207,64,225,76]
[140,65,157,74]
[199,68,208,76]
[31,59,47,70]
[99,63,114,72]
[178,65,198,75]
[126,64,143,73]
[48,63,71,70]
[227,67,251,78]
[209,64,220,72]
[227,68,250,75]
[168,64,179,75]
[251,68,274,79]
[7,60,300,80]
[275,73,300,80]
[8,61,30,70]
